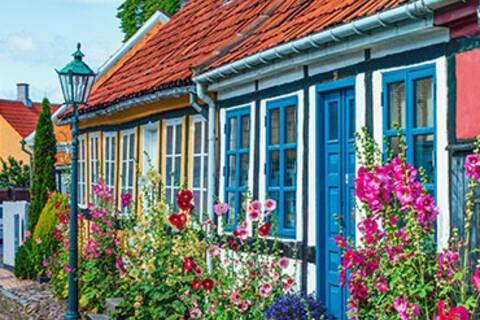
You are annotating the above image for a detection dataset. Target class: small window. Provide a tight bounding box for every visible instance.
[78,136,86,206]
[121,130,135,212]
[224,107,250,230]
[191,116,209,218]
[164,119,183,208]
[104,132,117,193]
[384,65,436,194]
[266,96,298,238]
[90,134,100,204]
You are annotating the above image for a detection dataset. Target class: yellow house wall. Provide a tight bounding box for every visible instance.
[0,115,30,165]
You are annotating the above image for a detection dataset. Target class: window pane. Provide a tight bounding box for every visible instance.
[414,134,434,184]
[166,158,172,185]
[193,190,201,210]
[166,126,173,155]
[389,136,402,157]
[174,157,181,184]
[269,108,280,145]
[204,121,209,153]
[285,105,296,144]
[284,192,296,230]
[203,156,208,188]
[175,124,182,154]
[226,192,236,226]
[194,122,202,154]
[129,134,134,158]
[202,191,208,215]
[240,154,249,186]
[415,78,433,128]
[229,117,237,150]
[241,115,250,148]
[193,157,201,188]
[269,150,280,186]
[388,81,406,129]
[128,161,134,188]
[285,149,296,186]
[328,101,338,141]
[122,136,128,160]
[228,155,236,187]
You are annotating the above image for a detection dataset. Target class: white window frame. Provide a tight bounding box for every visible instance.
[89,133,100,199]
[142,122,159,175]
[191,115,208,218]
[104,132,117,192]
[120,129,135,200]
[78,135,86,206]
[164,118,183,206]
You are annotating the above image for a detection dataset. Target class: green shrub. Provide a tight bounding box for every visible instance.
[14,238,36,279]
[33,192,68,277]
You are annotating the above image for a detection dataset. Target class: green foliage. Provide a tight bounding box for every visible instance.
[33,192,67,276]
[14,238,36,279]
[0,156,30,188]
[29,98,57,231]
[117,0,180,41]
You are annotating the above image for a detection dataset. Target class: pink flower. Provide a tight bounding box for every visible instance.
[472,269,480,294]
[213,202,229,216]
[105,248,113,256]
[335,235,347,249]
[248,208,261,222]
[238,301,249,312]
[45,270,52,278]
[394,297,420,320]
[465,154,480,181]
[41,260,48,268]
[437,300,470,320]
[189,308,203,319]
[259,282,273,298]
[264,199,277,212]
[64,265,72,273]
[121,193,132,208]
[374,276,389,293]
[278,257,289,269]
[25,230,31,240]
[35,238,42,245]
[209,244,221,257]
[283,277,295,291]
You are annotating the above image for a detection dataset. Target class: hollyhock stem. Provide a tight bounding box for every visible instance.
[462,180,477,302]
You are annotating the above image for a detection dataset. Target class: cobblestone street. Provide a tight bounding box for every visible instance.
[0,268,65,320]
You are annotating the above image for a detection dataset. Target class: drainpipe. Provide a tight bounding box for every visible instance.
[20,140,33,187]
[195,81,216,272]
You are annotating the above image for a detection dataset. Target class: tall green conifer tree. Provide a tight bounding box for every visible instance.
[29,98,57,231]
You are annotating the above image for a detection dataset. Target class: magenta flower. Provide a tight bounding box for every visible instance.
[259,282,273,298]
[278,257,289,269]
[121,193,132,208]
[64,264,72,273]
[264,199,277,212]
[213,202,229,216]
[465,154,480,181]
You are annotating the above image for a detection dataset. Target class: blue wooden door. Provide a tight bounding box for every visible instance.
[318,86,355,320]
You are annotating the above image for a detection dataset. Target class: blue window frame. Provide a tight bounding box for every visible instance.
[266,96,298,238]
[383,64,436,194]
[224,107,250,230]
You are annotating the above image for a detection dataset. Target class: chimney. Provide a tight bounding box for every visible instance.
[16,83,32,108]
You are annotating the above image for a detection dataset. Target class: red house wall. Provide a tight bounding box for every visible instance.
[456,50,480,140]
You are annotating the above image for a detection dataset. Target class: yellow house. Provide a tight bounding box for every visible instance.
[0,84,71,191]
[59,1,289,218]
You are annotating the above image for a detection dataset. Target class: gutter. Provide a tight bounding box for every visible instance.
[20,140,33,187]
[195,0,461,85]
[58,86,194,125]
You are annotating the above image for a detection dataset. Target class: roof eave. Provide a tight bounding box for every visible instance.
[195,0,461,89]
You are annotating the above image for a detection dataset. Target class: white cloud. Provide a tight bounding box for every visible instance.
[6,35,35,53]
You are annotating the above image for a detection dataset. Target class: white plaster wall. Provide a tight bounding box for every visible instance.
[307,262,317,294]
[307,86,317,247]
[218,82,256,101]
[372,57,450,249]
[3,201,29,267]
[309,51,365,77]
[258,67,304,91]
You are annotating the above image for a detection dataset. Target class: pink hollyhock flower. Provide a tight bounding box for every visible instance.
[283,277,295,291]
[46,271,52,278]
[248,200,262,212]
[394,297,420,320]
[105,248,113,256]
[121,193,132,208]
[278,257,289,269]
[35,238,42,245]
[335,235,347,249]
[264,199,277,212]
[374,276,389,293]
[437,300,470,320]
[465,154,480,181]
[64,265,72,273]
[238,301,249,312]
[213,202,229,216]
[248,208,261,222]
[258,222,271,238]
[472,269,480,294]
[25,230,31,240]
[116,258,126,273]
[259,282,273,298]
[233,228,248,241]
[189,308,203,319]
[41,260,48,268]
[209,244,221,257]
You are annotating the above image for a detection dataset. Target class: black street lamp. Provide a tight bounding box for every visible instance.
[57,43,96,320]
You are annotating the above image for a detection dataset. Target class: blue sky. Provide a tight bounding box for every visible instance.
[0,0,124,103]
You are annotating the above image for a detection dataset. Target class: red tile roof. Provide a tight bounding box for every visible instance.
[0,99,59,138]
[84,0,409,115]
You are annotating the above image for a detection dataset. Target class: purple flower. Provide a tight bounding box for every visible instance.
[121,193,132,208]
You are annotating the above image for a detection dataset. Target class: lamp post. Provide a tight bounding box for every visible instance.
[57,43,96,320]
